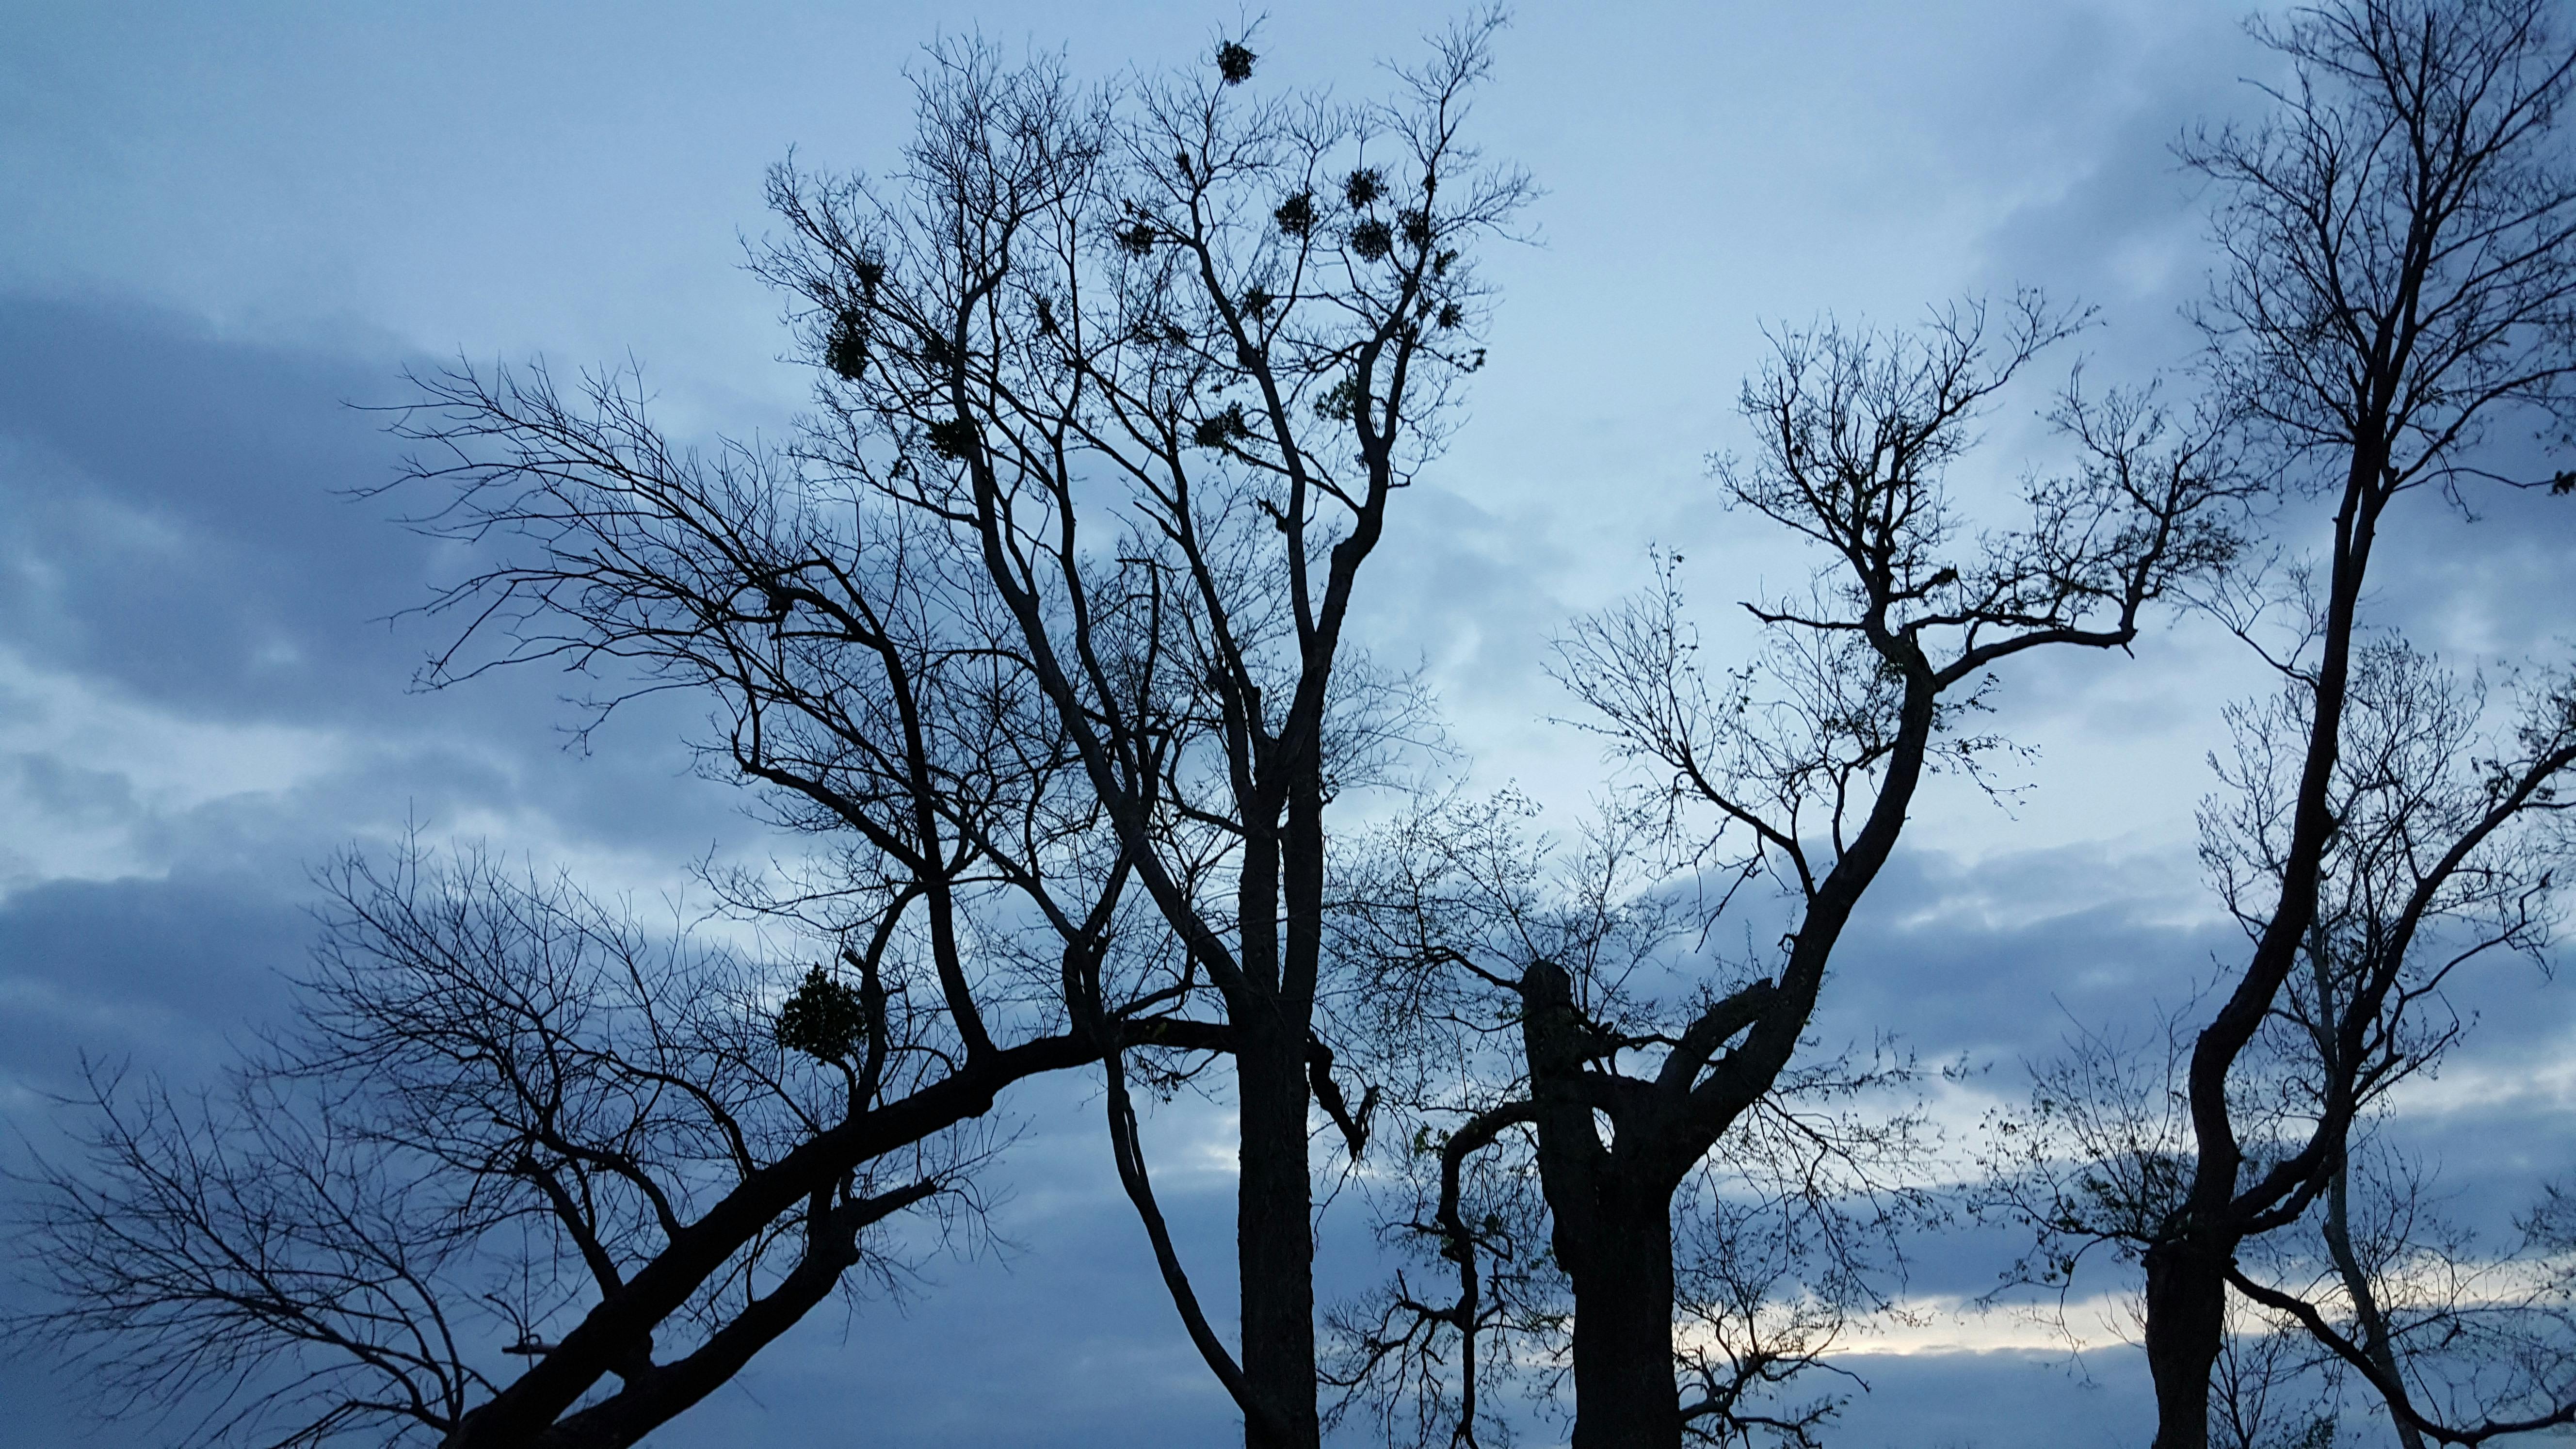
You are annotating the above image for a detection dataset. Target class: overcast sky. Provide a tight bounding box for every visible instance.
[4,3,2573,1447]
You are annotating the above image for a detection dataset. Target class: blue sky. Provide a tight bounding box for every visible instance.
[3,3,2573,1446]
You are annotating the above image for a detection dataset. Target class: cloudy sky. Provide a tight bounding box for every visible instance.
[4,2,2573,1446]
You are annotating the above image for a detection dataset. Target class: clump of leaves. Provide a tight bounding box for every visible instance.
[1240,285,1273,319]
[853,258,885,293]
[1192,402,1253,449]
[1127,313,1188,348]
[1435,301,1463,330]
[1115,220,1157,256]
[1216,40,1256,84]
[1343,167,1384,209]
[926,417,979,460]
[826,308,869,380]
[775,966,870,1063]
[1349,218,1393,261]
[1273,191,1315,237]
[1313,374,1363,421]
[1398,208,1432,249]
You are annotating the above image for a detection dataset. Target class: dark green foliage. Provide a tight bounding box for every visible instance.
[1240,285,1273,319]
[1343,167,1384,209]
[925,417,979,460]
[1350,219,1392,261]
[1273,191,1315,237]
[826,308,869,381]
[1398,208,1432,249]
[1313,374,1362,421]
[2287,1417,2338,1449]
[1192,402,1252,449]
[774,965,870,1063]
[1115,220,1157,255]
[1217,40,1256,84]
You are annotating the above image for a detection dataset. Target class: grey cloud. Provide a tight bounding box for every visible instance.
[0,870,309,1132]
[1832,1348,2155,1449]
[0,293,433,724]
[0,293,777,874]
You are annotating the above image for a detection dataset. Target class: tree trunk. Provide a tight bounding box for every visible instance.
[1235,1014,1319,1449]
[2142,1235,2228,1449]
[1520,960,1682,1449]
[1564,1187,1682,1449]
[2324,1160,2428,1449]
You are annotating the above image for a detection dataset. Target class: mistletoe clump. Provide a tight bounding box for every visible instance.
[825,308,869,380]
[774,966,870,1063]
[1192,402,1253,450]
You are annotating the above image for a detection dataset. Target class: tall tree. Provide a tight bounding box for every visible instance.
[1335,300,2244,1449]
[1981,4,2576,1445]
[747,21,1527,1448]
[2152,2,2576,1443]
[14,23,1524,1449]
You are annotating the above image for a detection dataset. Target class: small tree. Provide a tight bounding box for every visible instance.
[1989,653,2576,1447]
[1327,795,1927,1449]
[13,843,1208,1449]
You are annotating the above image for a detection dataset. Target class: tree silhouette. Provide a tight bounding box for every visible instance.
[1333,299,2246,1449]
[1985,3,2576,1444]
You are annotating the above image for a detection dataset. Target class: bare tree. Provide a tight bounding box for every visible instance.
[8,217,1241,1441]
[1329,298,2245,1449]
[1996,3,2576,1443]
[44,22,1527,1449]
[384,344,1235,1446]
[2214,655,2576,1445]
[1989,650,2576,1447]
[2261,1141,2576,1447]
[745,22,1528,1448]
[11,843,1209,1449]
